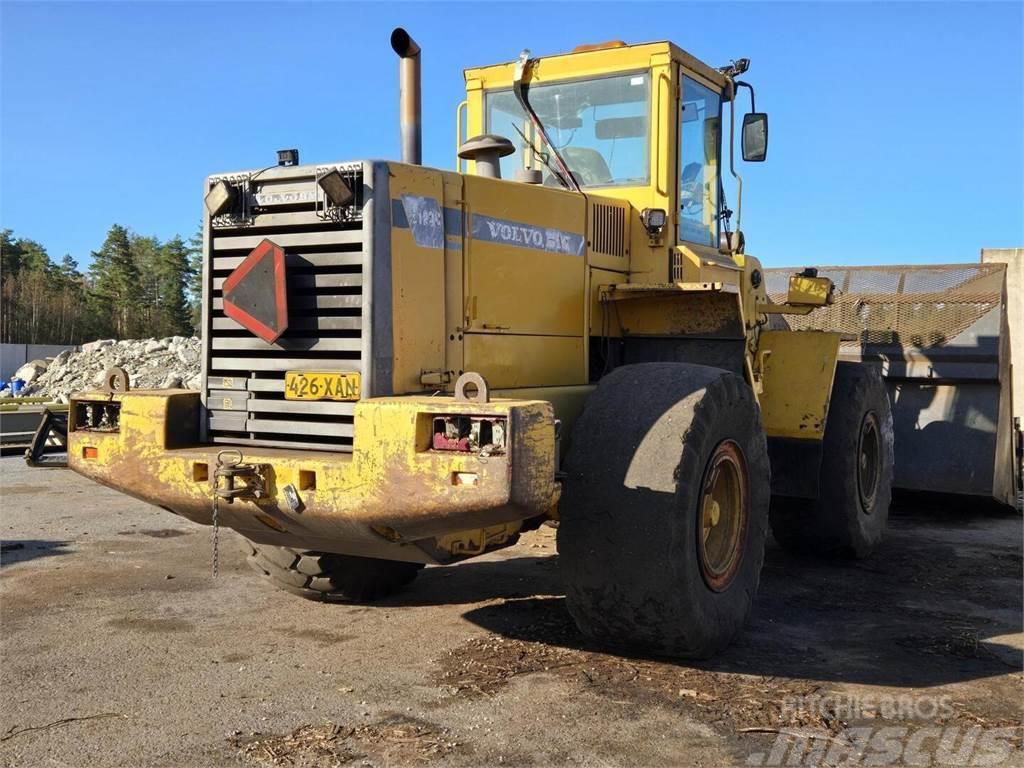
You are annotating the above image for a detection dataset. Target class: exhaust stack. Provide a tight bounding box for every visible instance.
[390,28,422,165]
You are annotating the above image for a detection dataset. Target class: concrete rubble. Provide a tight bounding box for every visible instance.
[8,337,202,402]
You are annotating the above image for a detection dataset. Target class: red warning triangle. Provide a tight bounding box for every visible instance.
[222,238,289,343]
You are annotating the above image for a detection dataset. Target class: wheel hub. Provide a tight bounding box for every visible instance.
[857,411,881,513]
[697,440,749,592]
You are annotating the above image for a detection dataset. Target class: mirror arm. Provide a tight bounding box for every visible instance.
[513,49,581,193]
[735,80,756,113]
[725,77,743,242]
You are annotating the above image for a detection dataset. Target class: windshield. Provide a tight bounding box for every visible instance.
[486,72,651,188]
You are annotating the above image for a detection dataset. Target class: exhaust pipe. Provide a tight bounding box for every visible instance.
[390,27,421,165]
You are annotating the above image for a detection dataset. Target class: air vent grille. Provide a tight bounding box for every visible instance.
[591,203,627,259]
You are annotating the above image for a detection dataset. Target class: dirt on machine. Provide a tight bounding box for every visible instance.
[63,30,1022,658]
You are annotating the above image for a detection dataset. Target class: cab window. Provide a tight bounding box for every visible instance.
[486,72,651,188]
[679,76,721,247]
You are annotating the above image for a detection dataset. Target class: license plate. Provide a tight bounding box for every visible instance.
[284,371,361,401]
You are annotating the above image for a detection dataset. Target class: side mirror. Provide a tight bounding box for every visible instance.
[741,113,768,162]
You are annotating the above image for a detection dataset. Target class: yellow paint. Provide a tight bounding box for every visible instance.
[434,521,523,558]
[606,285,745,338]
[443,171,466,384]
[66,37,863,572]
[756,330,841,440]
[464,334,585,389]
[464,41,729,283]
[758,273,835,316]
[68,389,559,564]
[463,174,586,336]
[586,197,632,272]
[787,274,833,306]
[388,164,448,393]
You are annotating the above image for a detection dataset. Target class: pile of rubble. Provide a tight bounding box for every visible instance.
[8,337,202,402]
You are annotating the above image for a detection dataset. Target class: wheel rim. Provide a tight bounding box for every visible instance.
[857,411,881,513]
[697,440,749,592]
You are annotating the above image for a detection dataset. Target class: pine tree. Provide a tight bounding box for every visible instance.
[1,229,22,281]
[57,254,81,287]
[89,224,142,338]
[0,230,23,341]
[156,236,194,336]
[54,255,88,344]
[129,234,162,336]
[1,234,50,342]
[187,222,204,334]
[1,225,198,345]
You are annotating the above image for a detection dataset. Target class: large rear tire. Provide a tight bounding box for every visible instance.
[558,363,770,658]
[769,361,894,558]
[241,539,423,602]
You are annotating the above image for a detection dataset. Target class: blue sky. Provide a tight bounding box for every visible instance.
[1,1,1021,269]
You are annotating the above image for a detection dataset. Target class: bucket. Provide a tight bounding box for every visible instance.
[9,378,25,396]
[765,262,1017,506]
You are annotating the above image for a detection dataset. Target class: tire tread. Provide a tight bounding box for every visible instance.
[240,539,423,602]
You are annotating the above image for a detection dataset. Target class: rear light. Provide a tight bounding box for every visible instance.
[432,415,506,454]
[73,401,121,433]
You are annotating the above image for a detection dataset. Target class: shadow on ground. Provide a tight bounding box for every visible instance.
[392,503,1022,690]
[0,539,71,568]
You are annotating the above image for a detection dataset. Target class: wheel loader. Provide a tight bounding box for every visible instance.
[66,30,896,658]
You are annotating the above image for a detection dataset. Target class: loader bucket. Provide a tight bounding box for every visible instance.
[765,261,1021,507]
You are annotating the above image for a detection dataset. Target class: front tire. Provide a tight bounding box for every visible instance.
[241,540,423,602]
[769,361,894,558]
[558,363,770,658]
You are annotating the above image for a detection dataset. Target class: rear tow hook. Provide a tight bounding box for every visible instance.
[209,450,269,577]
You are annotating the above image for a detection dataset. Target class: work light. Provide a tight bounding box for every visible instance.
[317,170,354,207]
[641,207,667,236]
[204,180,236,217]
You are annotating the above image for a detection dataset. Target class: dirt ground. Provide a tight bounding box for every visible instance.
[1,455,1021,767]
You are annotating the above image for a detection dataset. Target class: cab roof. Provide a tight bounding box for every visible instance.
[464,39,729,93]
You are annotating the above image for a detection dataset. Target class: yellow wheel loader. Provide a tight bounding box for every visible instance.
[67,31,898,658]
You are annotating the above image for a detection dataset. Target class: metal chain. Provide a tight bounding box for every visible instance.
[211,488,220,578]
[209,449,262,578]
[210,449,239,578]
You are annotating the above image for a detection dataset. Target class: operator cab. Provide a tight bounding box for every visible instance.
[463,40,767,279]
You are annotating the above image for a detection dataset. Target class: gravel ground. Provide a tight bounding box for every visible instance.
[1,456,1021,767]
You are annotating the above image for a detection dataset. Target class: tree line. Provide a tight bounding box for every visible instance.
[1,225,203,345]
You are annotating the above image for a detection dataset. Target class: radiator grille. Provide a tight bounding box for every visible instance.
[591,203,627,258]
[203,163,367,452]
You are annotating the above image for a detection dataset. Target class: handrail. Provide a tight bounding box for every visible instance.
[653,72,671,197]
[455,100,468,172]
